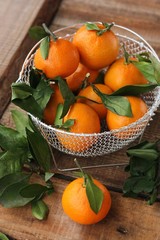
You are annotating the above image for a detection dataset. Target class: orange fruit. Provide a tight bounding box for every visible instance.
[62,177,111,225]
[72,23,119,70]
[106,96,148,138]
[56,102,101,152]
[78,84,113,119]
[43,84,64,125]
[104,57,148,91]
[65,62,99,92]
[34,38,80,78]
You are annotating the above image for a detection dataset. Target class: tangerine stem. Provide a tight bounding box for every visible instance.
[42,23,58,42]
[122,43,130,64]
[74,158,86,187]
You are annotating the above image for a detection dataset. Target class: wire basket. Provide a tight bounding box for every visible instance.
[18,23,160,157]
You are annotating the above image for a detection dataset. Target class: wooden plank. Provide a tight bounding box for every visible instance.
[0,0,62,118]
[0,178,160,240]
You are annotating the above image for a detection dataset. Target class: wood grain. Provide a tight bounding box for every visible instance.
[0,0,160,239]
[0,0,62,118]
[0,178,160,240]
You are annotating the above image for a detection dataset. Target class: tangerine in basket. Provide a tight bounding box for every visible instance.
[34,38,80,79]
[56,102,101,152]
[104,57,148,91]
[78,84,113,119]
[106,96,148,138]
[62,177,111,225]
[65,62,99,92]
[72,22,119,70]
[43,84,64,125]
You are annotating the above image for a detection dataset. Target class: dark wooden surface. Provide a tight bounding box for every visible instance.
[0,0,160,239]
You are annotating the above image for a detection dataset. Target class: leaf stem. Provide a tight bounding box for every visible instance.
[42,23,58,42]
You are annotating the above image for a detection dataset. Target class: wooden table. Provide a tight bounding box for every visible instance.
[0,0,160,239]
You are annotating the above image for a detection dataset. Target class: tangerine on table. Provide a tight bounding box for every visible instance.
[62,177,111,225]
[73,23,119,70]
[65,62,99,92]
[104,57,148,91]
[56,102,101,152]
[106,96,148,138]
[34,38,80,79]
[78,84,113,119]
[43,84,64,125]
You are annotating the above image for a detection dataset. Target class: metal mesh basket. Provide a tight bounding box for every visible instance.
[18,23,160,157]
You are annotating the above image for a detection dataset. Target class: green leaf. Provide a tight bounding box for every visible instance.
[0,125,28,151]
[29,68,41,88]
[0,174,33,208]
[111,84,158,96]
[63,119,75,130]
[20,183,48,198]
[31,200,49,220]
[132,61,157,84]
[91,84,132,116]
[0,232,10,240]
[0,172,31,197]
[150,55,160,85]
[54,103,63,126]
[56,77,76,118]
[85,22,100,31]
[85,22,113,36]
[147,188,158,205]
[123,176,155,194]
[0,151,24,178]
[129,157,156,176]
[11,82,33,100]
[26,127,51,172]
[11,110,32,137]
[45,172,54,182]
[85,174,104,214]
[32,78,53,110]
[40,36,50,60]
[127,149,159,161]
[29,26,48,40]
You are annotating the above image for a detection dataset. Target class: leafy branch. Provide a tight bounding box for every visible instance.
[0,110,54,220]
[123,140,160,204]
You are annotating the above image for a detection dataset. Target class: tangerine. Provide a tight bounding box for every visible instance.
[43,84,64,125]
[104,57,148,91]
[78,84,113,119]
[57,102,101,152]
[65,62,99,92]
[72,23,119,70]
[62,177,111,225]
[34,38,80,79]
[106,96,148,138]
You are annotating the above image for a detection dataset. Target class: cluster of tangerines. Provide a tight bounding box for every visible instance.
[34,22,148,153]
[33,22,149,225]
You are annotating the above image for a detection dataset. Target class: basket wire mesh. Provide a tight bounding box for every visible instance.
[18,23,160,170]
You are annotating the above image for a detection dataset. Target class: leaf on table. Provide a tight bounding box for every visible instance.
[11,110,32,137]
[0,151,25,179]
[0,172,31,197]
[31,200,49,220]
[26,126,51,172]
[0,232,10,240]
[20,183,48,199]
